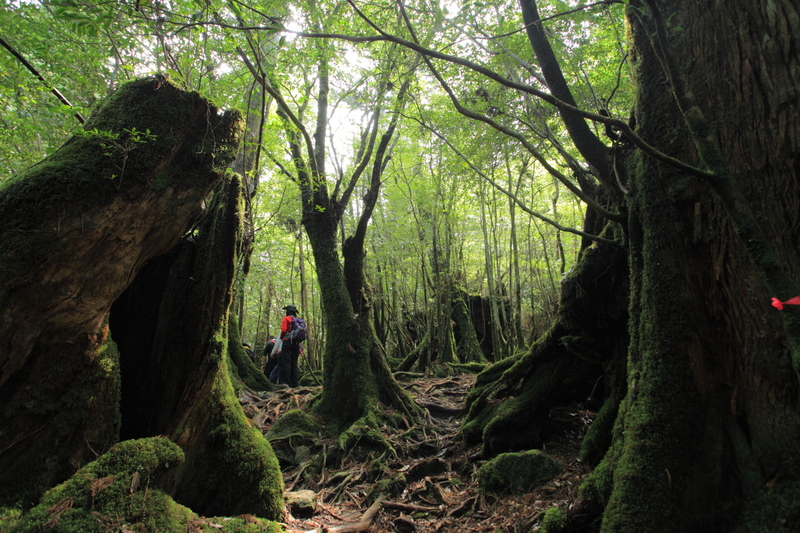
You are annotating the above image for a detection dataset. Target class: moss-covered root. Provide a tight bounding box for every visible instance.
[336,413,396,463]
[13,437,282,533]
[171,335,285,521]
[228,312,274,392]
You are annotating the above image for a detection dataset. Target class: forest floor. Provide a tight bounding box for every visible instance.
[240,372,596,533]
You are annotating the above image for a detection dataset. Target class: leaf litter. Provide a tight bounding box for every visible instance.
[239,373,595,532]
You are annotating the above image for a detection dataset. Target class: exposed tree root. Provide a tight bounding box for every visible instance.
[240,372,596,532]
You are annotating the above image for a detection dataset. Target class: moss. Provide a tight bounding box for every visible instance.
[177,332,285,520]
[448,362,488,374]
[13,439,283,533]
[266,409,325,441]
[540,506,568,533]
[0,506,22,531]
[0,77,241,297]
[580,391,621,465]
[460,395,498,445]
[336,414,395,462]
[13,437,195,533]
[227,313,272,391]
[264,409,326,469]
[476,450,563,495]
[300,370,323,386]
[368,479,395,503]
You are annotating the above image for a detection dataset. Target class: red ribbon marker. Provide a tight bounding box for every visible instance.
[771,297,800,310]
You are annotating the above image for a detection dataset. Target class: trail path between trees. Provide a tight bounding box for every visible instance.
[239,372,595,532]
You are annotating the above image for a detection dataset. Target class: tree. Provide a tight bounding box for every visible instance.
[320,0,800,529]
[0,78,283,520]
[445,0,800,529]
[241,2,423,429]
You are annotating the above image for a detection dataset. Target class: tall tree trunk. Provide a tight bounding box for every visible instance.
[584,2,800,530]
[308,211,419,426]
[479,179,506,360]
[470,0,800,529]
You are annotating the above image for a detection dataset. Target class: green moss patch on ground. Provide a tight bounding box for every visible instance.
[477,450,563,495]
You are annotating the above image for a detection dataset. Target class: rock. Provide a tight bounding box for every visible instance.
[476,450,563,494]
[284,489,317,517]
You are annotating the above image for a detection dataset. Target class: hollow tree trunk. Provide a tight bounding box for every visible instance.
[111,174,282,518]
[0,78,282,519]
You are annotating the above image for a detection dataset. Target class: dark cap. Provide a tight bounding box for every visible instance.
[283,304,298,314]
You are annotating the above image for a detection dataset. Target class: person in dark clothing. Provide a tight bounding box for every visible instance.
[276,304,304,387]
[263,335,278,382]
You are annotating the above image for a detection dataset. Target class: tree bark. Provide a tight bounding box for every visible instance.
[451,281,486,364]
[471,0,800,530]
[0,78,283,519]
[586,2,800,530]
[468,0,800,529]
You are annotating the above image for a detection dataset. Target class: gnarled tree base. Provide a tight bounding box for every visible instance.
[462,239,629,457]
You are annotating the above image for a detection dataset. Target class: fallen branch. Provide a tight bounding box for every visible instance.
[382,500,443,515]
[327,495,385,533]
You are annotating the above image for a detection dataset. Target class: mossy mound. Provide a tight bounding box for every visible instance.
[11,437,281,532]
[336,414,395,463]
[266,409,325,441]
[476,450,563,494]
[265,409,326,468]
[540,506,568,532]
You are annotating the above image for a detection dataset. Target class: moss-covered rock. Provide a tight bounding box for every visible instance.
[13,437,282,533]
[476,450,563,494]
[285,490,317,518]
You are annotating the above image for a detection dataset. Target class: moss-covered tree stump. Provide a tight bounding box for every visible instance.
[0,77,283,521]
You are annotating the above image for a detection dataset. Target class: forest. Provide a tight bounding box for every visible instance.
[1,0,799,532]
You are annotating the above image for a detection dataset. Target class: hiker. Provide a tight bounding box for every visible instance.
[263,335,279,381]
[276,304,306,387]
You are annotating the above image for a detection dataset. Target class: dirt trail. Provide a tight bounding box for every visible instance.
[239,373,594,532]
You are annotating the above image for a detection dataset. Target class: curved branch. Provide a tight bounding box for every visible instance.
[392,0,622,225]
[0,36,85,124]
[519,0,611,178]
[285,1,715,181]
[235,46,320,182]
